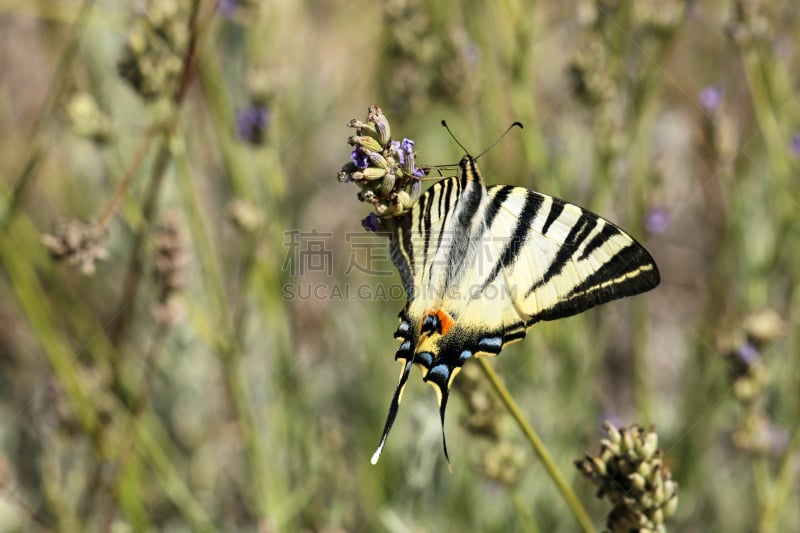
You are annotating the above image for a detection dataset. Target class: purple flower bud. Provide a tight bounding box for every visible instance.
[736,342,759,366]
[390,140,404,165]
[398,138,420,176]
[791,132,800,157]
[235,104,269,145]
[699,86,722,111]
[218,0,239,17]
[351,146,369,169]
[463,43,480,65]
[361,213,380,233]
[645,207,670,234]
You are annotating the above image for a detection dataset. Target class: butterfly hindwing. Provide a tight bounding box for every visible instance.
[372,155,659,465]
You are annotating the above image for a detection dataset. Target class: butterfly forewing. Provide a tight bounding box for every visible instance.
[485,185,660,324]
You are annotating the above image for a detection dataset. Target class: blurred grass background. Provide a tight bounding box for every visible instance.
[0,0,798,531]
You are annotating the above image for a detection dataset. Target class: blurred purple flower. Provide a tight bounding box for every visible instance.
[599,412,623,429]
[736,342,759,366]
[765,424,791,453]
[773,34,794,59]
[235,104,269,145]
[645,207,670,234]
[351,146,369,169]
[463,43,480,65]
[791,132,800,157]
[218,0,239,17]
[699,86,722,111]
[361,213,380,232]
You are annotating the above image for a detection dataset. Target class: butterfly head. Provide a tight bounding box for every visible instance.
[458,154,484,183]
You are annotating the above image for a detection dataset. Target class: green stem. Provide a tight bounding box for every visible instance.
[102,327,169,531]
[511,488,543,533]
[95,126,158,233]
[752,455,771,528]
[759,428,800,532]
[172,133,269,520]
[109,138,172,347]
[476,357,596,533]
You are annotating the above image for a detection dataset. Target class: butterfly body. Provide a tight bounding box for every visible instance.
[371,155,659,465]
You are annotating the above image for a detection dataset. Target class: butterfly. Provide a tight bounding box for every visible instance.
[370,132,660,466]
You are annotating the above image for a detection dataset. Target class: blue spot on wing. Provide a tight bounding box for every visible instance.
[477,336,503,353]
[459,350,472,363]
[427,364,450,384]
[415,352,434,368]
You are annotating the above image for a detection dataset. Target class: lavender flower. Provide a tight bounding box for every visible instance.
[400,138,415,155]
[791,132,800,157]
[338,105,426,219]
[390,140,403,164]
[218,0,239,17]
[361,213,380,232]
[351,146,369,170]
[735,341,759,366]
[699,85,722,111]
[645,207,671,234]
[236,104,270,145]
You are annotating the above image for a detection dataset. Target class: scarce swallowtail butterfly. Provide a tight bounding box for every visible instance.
[370,125,660,466]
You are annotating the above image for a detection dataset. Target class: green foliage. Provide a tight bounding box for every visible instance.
[0,0,798,531]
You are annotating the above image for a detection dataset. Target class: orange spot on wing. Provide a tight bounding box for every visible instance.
[420,308,456,336]
[435,309,454,336]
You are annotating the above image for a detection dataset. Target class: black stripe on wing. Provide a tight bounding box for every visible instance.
[431,177,458,278]
[527,210,596,294]
[534,242,659,322]
[521,198,660,322]
[541,200,564,235]
[480,189,545,292]
[484,185,514,229]
[419,186,434,274]
[389,215,415,301]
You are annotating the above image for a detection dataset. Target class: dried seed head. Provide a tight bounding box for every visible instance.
[150,211,188,327]
[117,0,191,101]
[576,421,678,532]
[41,220,109,275]
[480,441,526,487]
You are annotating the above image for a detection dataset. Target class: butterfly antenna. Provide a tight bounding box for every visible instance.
[475,121,524,161]
[441,120,470,155]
